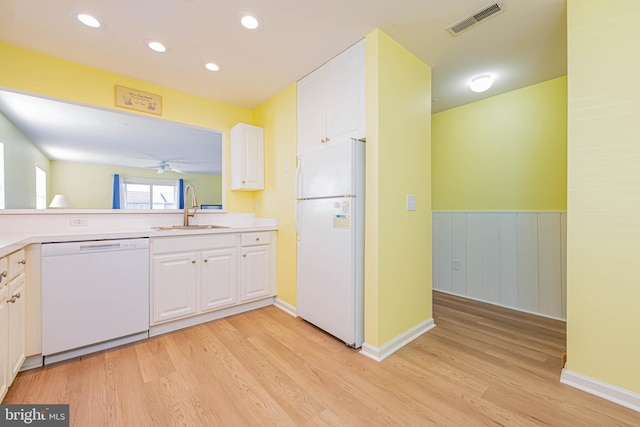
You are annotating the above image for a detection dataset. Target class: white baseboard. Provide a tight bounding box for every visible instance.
[434,289,566,322]
[273,298,297,317]
[561,369,640,413]
[20,354,44,371]
[149,297,274,337]
[360,318,436,362]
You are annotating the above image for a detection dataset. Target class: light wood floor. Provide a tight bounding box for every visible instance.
[5,291,640,426]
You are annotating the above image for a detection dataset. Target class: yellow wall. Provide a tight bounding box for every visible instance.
[50,160,221,209]
[0,42,255,212]
[432,76,567,211]
[253,84,298,306]
[365,30,432,346]
[566,0,640,393]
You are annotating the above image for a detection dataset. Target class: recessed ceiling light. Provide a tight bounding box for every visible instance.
[237,13,262,31]
[147,41,167,53]
[205,63,220,72]
[470,74,494,93]
[76,13,101,28]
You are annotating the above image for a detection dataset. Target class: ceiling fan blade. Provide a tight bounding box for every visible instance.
[170,167,185,174]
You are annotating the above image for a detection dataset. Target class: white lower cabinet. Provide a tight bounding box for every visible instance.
[240,233,271,301]
[8,274,26,381]
[0,284,9,401]
[151,232,275,328]
[201,248,237,311]
[1,251,27,401]
[152,252,198,324]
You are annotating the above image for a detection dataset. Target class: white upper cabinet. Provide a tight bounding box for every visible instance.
[231,123,264,191]
[297,40,365,156]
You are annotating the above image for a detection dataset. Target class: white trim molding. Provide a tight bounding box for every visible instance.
[360,318,435,362]
[274,298,297,317]
[561,369,640,413]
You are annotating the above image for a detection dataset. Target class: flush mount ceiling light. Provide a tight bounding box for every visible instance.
[147,41,167,53]
[237,13,262,31]
[470,74,494,93]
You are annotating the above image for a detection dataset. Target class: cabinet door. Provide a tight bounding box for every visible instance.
[201,248,237,312]
[239,245,271,302]
[242,125,264,190]
[0,286,9,401]
[152,252,198,324]
[7,273,25,381]
[231,123,264,190]
[297,67,327,155]
[326,40,365,145]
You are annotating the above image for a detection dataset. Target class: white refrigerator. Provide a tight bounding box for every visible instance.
[296,139,364,348]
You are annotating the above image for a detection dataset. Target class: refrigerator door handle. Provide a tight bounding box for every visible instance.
[295,156,302,199]
[295,157,302,238]
[296,200,302,240]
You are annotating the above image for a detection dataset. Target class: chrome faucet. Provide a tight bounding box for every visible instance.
[183,184,198,226]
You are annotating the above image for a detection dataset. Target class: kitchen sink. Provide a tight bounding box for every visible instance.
[152,224,229,231]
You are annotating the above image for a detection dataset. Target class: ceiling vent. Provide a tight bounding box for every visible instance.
[446,1,504,36]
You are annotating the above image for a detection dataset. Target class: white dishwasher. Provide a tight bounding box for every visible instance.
[42,238,150,364]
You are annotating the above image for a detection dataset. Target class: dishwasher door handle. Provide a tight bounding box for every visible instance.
[80,243,121,252]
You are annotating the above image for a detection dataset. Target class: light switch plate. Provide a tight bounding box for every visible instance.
[406,195,417,211]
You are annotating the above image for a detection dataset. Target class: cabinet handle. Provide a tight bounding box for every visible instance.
[256,237,260,241]
[242,180,246,184]
[1,271,6,277]
[19,259,26,265]
[192,260,196,264]
[9,297,16,303]
[204,259,208,263]
[326,137,330,142]
[12,292,20,299]
[243,254,247,258]
[321,138,326,143]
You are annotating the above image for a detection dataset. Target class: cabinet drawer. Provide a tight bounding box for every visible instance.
[8,249,26,280]
[241,232,270,247]
[0,257,7,286]
[152,234,237,254]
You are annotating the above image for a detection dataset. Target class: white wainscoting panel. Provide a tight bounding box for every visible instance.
[451,213,467,295]
[538,214,562,318]
[433,211,567,320]
[436,213,452,293]
[432,214,439,291]
[466,214,484,300]
[498,214,518,308]
[482,214,501,303]
[517,213,539,313]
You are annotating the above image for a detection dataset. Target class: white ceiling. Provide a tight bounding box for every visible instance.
[0,0,566,171]
[0,0,567,114]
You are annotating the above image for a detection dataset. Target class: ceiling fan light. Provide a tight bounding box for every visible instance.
[470,74,493,92]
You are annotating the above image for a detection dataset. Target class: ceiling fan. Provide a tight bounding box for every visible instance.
[144,160,185,174]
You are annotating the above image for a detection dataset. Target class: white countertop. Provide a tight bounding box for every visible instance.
[0,211,278,257]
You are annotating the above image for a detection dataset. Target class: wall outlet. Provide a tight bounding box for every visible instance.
[70,217,88,226]
[451,259,460,270]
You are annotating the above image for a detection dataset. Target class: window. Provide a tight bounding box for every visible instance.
[0,142,4,209]
[35,165,47,209]
[121,178,179,210]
